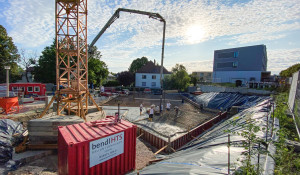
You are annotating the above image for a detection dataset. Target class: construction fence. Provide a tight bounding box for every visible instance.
[288,71,300,138]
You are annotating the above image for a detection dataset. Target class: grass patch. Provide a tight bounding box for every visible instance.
[273,92,300,175]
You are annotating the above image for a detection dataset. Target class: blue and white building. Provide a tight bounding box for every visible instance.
[135,61,171,88]
[213,45,268,84]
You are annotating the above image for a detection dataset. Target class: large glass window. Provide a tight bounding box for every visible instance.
[151,82,156,87]
[233,61,238,68]
[217,62,233,68]
[152,75,156,79]
[142,75,146,79]
[234,51,239,58]
[142,82,146,86]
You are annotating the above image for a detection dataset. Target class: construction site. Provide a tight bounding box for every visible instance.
[0,0,298,175]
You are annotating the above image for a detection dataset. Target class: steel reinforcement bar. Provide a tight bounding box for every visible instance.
[137,111,228,152]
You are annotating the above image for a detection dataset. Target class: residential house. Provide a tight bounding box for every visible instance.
[135,61,171,88]
[192,71,212,82]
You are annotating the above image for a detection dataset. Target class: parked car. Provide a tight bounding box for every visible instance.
[100,92,113,97]
[152,89,162,95]
[144,88,151,94]
[122,89,130,95]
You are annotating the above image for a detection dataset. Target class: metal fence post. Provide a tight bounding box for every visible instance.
[228,134,230,175]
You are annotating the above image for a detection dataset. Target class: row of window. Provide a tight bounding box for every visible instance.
[142,75,156,79]
[216,61,238,68]
[12,86,40,92]
[142,82,156,87]
[217,51,239,58]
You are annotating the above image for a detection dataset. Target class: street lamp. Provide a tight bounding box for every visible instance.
[4,66,10,97]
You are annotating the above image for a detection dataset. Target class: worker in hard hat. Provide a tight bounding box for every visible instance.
[166,101,171,111]
[140,103,144,116]
[149,105,154,122]
[174,106,179,117]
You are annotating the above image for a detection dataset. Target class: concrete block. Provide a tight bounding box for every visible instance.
[28,114,84,144]
[45,96,53,108]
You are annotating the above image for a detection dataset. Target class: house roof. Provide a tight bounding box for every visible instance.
[136,61,171,74]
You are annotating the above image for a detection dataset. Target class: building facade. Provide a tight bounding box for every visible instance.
[213,45,267,84]
[192,71,212,82]
[135,61,171,88]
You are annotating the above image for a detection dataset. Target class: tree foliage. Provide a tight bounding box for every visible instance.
[34,41,56,83]
[0,25,22,83]
[190,74,197,86]
[88,57,109,86]
[34,42,108,86]
[279,63,300,77]
[88,46,108,86]
[117,71,135,86]
[129,57,148,73]
[19,49,38,82]
[163,64,190,91]
[104,80,120,87]
[171,64,191,91]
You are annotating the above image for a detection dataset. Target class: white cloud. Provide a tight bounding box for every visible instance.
[166,60,214,74]
[2,0,300,72]
[3,0,54,47]
[267,48,300,74]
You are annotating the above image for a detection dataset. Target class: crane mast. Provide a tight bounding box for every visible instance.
[39,0,100,120]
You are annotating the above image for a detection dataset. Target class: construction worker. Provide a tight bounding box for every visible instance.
[149,105,154,122]
[174,106,179,117]
[166,101,171,111]
[200,103,204,112]
[140,103,144,116]
[155,105,160,115]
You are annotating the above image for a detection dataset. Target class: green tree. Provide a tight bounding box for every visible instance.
[117,71,134,86]
[163,75,174,90]
[280,63,300,77]
[0,25,22,83]
[190,74,197,86]
[34,42,108,86]
[88,46,109,86]
[34,41,56,83]
[88,57,109,87]
[129,56,148,73]
[171,64,191,91]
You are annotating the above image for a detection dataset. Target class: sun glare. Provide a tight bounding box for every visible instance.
[185,25,205,44]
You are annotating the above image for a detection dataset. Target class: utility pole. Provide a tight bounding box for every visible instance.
[4,66,10,97]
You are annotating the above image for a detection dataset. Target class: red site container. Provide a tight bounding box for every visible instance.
[58,116,137,175]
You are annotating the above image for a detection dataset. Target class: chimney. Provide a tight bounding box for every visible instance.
[154,59,156,65]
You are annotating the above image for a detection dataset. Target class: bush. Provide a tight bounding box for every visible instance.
[103,80,120,87]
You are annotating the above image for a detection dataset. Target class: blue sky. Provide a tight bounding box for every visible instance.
[0,0,299,74]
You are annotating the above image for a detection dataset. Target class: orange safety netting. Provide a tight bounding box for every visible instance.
[0,97,19,115]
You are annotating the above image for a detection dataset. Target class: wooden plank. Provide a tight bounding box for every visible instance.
[154,145,168,155]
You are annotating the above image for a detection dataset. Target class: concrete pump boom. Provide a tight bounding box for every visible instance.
[89,8,166,113]
[89,8,165,52]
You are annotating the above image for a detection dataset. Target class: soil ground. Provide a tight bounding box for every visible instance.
[105,93,218,138]
[8,138,155,175]
[1,93,218,174]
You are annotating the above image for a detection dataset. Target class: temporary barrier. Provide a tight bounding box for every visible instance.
[137,112,228,152]
[0,97,19,114]
[58,116,137,175]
